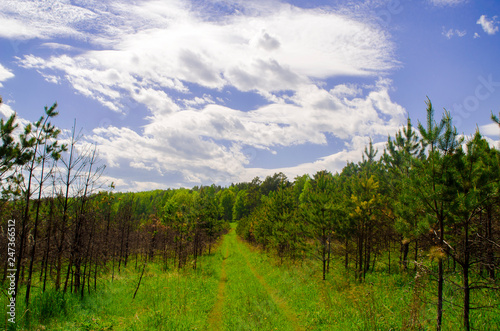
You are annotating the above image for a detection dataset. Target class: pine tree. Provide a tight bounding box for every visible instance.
[414,99,462,331]
[383,118,424,270]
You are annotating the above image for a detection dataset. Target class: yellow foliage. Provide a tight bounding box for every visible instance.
[428,246,445,261]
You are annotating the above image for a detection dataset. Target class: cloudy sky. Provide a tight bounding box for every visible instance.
[0,0,499,191]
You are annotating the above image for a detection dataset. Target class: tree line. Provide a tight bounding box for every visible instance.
[0,101,230,316]
[1,98,499,330]
[236,100,500,331]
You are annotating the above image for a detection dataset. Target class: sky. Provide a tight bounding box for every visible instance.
[0,0,499,192]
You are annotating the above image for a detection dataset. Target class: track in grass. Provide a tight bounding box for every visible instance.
[206,224,305,330]
[235,236,306,331]
[206,229,230,330]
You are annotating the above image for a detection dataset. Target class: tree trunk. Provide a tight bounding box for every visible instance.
[42,211,52,292]
[357,223,364,281]
[40,201,53,289]
[462,221,470,331]
[414,239,418,272]
[94,254,98,291]
[437,258,443,331]
[388,238,391,274]
[25,199,42,306]
[486,205,494,279]
[437,215,444,331]
[327,235,331,274]
[345,237,349,270]
[322,230,327,281]
[402,241,410,270]
[124,220,131,268]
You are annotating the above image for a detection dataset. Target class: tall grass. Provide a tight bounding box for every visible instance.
[234,236,500,330]
[6,225,499,330]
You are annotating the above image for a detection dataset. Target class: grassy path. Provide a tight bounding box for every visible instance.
[235,236,305,331]
[211,224,305,330]
[206,229,230,330]
[27,225,310,331]
[21,222,499,330]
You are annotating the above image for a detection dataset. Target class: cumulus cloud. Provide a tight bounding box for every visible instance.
[241,140,388,184]
[256,31,281,51]
[15,1,395,112]
[477,15,499,35]
[41,42,78,51]
[3,0,406,189]
[429,0,467,6]
[0,17,42,39]
[0,102,15,118]
[86,79,405,188]
[0,64,15,87]
[0,103,32,137]
[480,123,499,137]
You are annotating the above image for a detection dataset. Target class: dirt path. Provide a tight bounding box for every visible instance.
[206,230,230,330]
[206,225,305,330]
[235,237,305,331]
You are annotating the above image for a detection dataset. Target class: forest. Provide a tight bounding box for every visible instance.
[1,97,499,330]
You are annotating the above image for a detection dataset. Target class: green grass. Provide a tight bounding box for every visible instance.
[231,237,500,331]
[4,249,224,330]
[5,224,499,330]
[219,226,297,330]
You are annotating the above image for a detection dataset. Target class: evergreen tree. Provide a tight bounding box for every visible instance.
[302,171,336,280]
[414,99,461,331]
[445,131,500,330]
[383,118,424,270]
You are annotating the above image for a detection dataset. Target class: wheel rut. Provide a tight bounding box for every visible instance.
[206,227,305,330]
[206,230,230,330]
[235,236,306,331]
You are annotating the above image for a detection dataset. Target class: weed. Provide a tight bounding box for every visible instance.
[31,290,71,322]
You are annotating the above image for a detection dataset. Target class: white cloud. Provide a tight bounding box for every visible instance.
[241,140,388,184]
[0,16,42,39]
[256,31,281,51]
[0,0,98,40]
[41,42,77,51]
[0,103,32,137]
[477,15,499,35]
[16,1,395,112]
[85,79,406,188]
[130,161,155,171]
[480,123,499,137]
[128,180,173,192]
[442,28,467,39]
[18,54,133,112]
[330,84,362,98]
[99,174,128,190]
[0,64,15,87]
[40,73,60,84]
[4,0,407,189]
[180,95,215,108]
[0,102,15,118]
[429,0,467,6]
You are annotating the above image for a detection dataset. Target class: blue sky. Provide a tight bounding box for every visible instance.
[0,0,499,191]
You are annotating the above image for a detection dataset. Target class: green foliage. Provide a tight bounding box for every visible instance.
[31,290,72,322]
[492,111,500,126]
[217,188,235,221]
[25,225,500,330]
[1,99,499,330]
[232,189,249,221]
[234,100,499,329]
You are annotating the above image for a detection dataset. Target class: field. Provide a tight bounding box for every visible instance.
[6,223,498,331]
